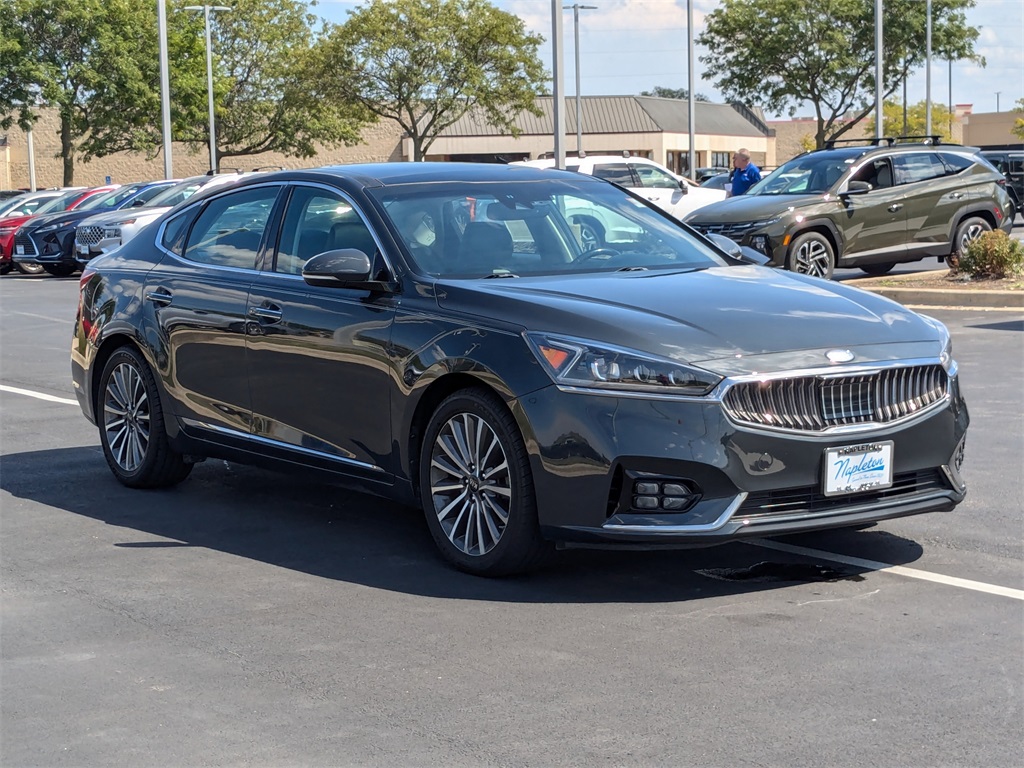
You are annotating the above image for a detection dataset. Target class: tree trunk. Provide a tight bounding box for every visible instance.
[412,135,425,162]
[60,109,75,185]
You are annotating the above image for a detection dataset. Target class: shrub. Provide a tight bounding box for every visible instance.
[956,230,1024,279]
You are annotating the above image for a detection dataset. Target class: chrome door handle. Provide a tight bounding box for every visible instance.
[887,203,904,212]
[145,289,172,306]
[950,192,965,199]
[249,305,283,323]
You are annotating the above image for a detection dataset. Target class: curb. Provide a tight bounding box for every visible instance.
[856,285,1024,309]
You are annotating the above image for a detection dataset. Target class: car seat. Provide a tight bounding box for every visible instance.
[457,222,513,274]
[875,163,892,188]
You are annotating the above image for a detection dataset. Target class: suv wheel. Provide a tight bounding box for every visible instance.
[860,262,895,276]
[787,232,835,279]
[954,217,991,260]
[16,262,44,275]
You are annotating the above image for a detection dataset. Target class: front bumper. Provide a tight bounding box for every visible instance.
[517,378,968,548]
[12,230,75,265]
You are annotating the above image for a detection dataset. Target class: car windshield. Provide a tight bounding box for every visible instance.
[146,180,210,208]
[127,183,174,206]
[747,151,862,195]
[0,193,35,218]
[32,189,86,216]
[77,186,134,211]
[373,178,727,278]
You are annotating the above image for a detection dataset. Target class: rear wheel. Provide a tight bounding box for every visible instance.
[859,262,895,276]
[571,216,605,250]
[419,388,548,576]
[786,232,835,279]
[953,216,991,261]
[0,262,11,275]
[42,263,77,277]
[98,347,192,489]
[15,262,44,275]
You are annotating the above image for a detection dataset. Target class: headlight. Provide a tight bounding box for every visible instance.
[0,226,16,237]
[525,333,722,396]
[920,314,954,371]
[35,220,76,234]
[103,227,122,238]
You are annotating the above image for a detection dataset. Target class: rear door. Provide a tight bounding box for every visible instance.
[245,183,398,480]
[144,183,282,436]
[892,151,967,256]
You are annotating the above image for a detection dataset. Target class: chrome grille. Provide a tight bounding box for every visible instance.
[689,221,759,241]
[76,225,104,247]
[13,232,37,255]
[723,365,948,431]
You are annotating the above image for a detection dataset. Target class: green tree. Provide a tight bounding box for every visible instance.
[0,0,207,185]
[640,86,711,102]
[175,0,370,168]
[698,0,982,149]
[863,99,955,141]
[311,0,547,162]
[1013,98,1024,141]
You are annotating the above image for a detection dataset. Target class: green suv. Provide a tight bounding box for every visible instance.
[684,139,1014,277]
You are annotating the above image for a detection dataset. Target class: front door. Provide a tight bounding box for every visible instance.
[837,156,908,263]
[245,184,398,480]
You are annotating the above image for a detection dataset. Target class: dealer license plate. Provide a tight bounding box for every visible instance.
[77,243,90,255]
[823,441,894,496]
[15,244,24,255]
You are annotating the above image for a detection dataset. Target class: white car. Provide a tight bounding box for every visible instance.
[73,174,251,261]
[515,156,726,218]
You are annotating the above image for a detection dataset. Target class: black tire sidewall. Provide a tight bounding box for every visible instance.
[418,388,543,576]
[954,216,991,258]
[787,232,835,279]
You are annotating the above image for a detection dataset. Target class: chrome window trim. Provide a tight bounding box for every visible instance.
[266,181,398,281]
[153,181,285,273]
[181,418,385,473]
[602,493,748,534]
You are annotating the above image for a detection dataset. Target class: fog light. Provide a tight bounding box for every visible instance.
[662,483,689,496]
[635,482,660,495]
[751,235,770,255]
[633,495,659,509]
[661,497,689,510]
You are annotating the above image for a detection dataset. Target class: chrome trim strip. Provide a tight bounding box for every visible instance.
[180,417,386,473]
[737,490,953,527]
[555,384,721,403]
[602,493,748,534]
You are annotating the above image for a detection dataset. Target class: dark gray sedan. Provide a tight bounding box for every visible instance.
[71,163,969,575]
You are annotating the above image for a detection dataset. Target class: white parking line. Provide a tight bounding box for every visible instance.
[9,311,74,324]
[748,539,1024,601]
[0,384,78,406]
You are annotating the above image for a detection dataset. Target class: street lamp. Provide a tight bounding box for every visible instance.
[183,5,231,174]
[564,4,596,157]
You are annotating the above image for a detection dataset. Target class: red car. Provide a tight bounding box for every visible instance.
[1,186,118,275]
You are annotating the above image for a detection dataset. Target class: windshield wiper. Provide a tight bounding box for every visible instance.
[616,266,648,272]
[484,271,519,279]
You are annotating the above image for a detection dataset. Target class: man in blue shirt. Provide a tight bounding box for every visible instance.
[729,148,761,196]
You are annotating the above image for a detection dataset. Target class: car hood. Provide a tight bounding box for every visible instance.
[23,208,115,231]
[684,193,826,223]
[77,207,170,227]
[435,267,943,376]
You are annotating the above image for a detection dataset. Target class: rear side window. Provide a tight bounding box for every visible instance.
[591,164,636,187]
[182,186,280,269]
[939,153,974,174]
[892,153,949,185]
[161,209,198,256]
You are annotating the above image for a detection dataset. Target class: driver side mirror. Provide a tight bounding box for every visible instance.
[677,179,689,194]
[302,248,392,292]
[841,180,872,196]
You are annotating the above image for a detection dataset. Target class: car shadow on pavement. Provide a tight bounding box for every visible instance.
[1,446,926,604]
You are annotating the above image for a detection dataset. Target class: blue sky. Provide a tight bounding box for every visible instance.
[314,0,1024,119]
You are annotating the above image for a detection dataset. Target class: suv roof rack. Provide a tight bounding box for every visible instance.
[824,135,945,150]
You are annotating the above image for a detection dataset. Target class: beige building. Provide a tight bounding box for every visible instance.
[424,95,775,174]
[962,110,1023,150]
[2,95,776,190]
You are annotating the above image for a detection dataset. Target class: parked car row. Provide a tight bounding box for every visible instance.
[0,174,253,276]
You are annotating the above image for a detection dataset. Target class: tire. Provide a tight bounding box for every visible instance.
[953,216,991,261]
[42,263,77,277]
[859,262,895,276]
[786,231,835,279]
[15,262,44,275]
[571,216,605,250]
[419,388,549,576]
[0,262,11,276]
[97,346,192,489]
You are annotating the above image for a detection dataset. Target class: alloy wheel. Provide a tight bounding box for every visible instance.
[959,222,986,252]
[103,361,151,473]
[793,239,831,277]
[428,412,511,556]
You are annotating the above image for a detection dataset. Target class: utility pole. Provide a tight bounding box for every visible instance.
[995,92,1001,112]
[564,4,597,158]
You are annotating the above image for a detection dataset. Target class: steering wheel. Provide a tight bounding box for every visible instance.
[574,247,621,264]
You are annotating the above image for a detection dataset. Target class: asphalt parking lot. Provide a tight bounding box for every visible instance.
[1,274,1022,767]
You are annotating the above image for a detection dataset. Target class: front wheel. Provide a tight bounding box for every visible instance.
[419,388,549,576]
[42,263,77,277]
[786,232,835,279]
[0,262,11,275]
[15,262,44,275]
[859,262,895,276]
[98,346,193,489]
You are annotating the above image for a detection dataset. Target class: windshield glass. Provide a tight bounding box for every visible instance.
[147,180,210,208]
[0,193,36,218]
[79,184,147,211]
[748,151,863,195]
[33,189,85,216]
[127,183,174,206]
[373,178,727,277]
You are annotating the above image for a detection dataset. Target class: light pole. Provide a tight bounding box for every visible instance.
[184,5,231,174]
[158,0,173,178]
[687,0,695,180]
[564,4,596,157]
[875,0,883,140]
[995,92,1001,112]
[551,0,566,168]
[925,0,932,135]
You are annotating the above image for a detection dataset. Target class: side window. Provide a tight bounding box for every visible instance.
[161,209,199,256]
[1010,156,1024,175]
[591,163,636,187]
[275,187,376,275]
[892,153,948,185]
[631,164,680,189]
[939,153,973,174]
[182,186,279,269]
[851,158,894,189]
